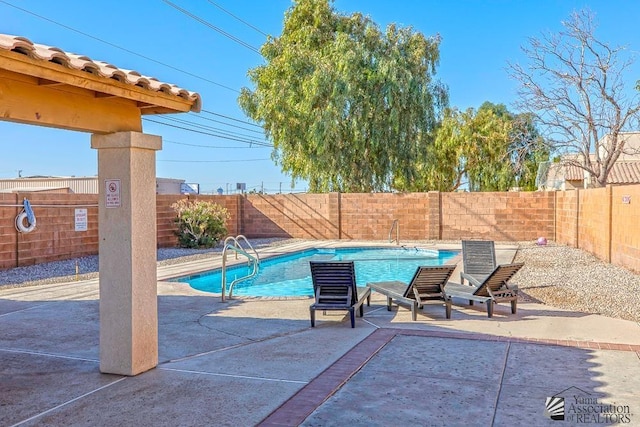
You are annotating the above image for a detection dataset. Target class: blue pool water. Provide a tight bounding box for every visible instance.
[175,247,459,297]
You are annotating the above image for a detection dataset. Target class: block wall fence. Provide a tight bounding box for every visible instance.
[1,186,639,272]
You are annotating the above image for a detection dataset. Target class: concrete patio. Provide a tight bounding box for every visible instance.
[1,241,639,426]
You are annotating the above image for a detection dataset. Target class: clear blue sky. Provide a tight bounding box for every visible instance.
[1,0,639,194]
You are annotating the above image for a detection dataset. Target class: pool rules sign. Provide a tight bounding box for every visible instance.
[105,179,121,208]
[75,209,88,231]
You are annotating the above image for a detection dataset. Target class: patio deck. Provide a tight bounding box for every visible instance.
[1,241,639,426]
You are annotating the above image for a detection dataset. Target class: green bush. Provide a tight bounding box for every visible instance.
[172,199,230,248]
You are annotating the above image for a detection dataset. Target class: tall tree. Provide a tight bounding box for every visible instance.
[238,0,447,192]
[412,103,547,192]
[479,102,549,191]
[509,9,640,187]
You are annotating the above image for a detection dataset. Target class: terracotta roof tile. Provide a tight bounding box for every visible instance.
[562,162,640,184]
[0,34,201,111]
[607,161,640,184]
[563,164,584,181]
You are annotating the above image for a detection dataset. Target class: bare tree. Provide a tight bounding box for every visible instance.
[509,9,640,187]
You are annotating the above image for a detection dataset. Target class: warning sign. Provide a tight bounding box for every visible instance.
[75,208,88,231]
[105,179,121,208]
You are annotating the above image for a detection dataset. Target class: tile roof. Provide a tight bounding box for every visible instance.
[0,34,201,112]
[563,164,584,181]
[563,162,640,184]
[607,161,640,184]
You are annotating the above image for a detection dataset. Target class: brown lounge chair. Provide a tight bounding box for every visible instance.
[460,239,496,286]
[445,263,523,318]
[366,265,456,321]
[309,261,371,328]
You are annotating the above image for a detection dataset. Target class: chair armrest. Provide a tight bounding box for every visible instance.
[355,286,372,308]
[460,272,483,287]
[444,282,492,303]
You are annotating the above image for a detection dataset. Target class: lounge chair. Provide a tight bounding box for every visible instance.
[366,265,456,321]
[444,263,523,318]
[309,261,371,328]
[460,240,496,286]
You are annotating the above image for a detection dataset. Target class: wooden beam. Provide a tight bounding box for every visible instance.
[0,68,142,133]
[0,49,197,114]
[38,78,63,86]
[95,92,117,99]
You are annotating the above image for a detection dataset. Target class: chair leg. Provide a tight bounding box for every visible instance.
[411,301,417,321]
[349,308,356,328]
[445,299,452,319]
[310,307,316,327]
[511,299,517,314]
[386,296,392,311]
[487,302,494,318]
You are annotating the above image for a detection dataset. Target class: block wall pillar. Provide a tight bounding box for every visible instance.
[427,191,441,240]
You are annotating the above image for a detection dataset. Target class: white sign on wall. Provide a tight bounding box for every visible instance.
[75,208,88,231]
[105,179,121,208]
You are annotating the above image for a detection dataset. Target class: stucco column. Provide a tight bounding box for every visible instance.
[91,131,161,375]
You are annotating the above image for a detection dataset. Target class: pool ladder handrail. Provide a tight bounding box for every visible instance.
[221,235,260,301]
[388,219,399,245]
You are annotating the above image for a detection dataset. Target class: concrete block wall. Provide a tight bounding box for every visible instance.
[427,191,441,240]
[0,193,19,269]
[340,193,430,240]
[234,191,554,242]
[555,190,578,247]
[440,191,555,241]
[12,193,98,267]
[577,187,611,262]
[611,186,640,272]
[240,193,337,239]
[156,194,183,248]
[2,194,239,268]
[156,194,240,247]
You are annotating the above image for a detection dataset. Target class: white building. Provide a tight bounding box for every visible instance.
[0,176,198,194]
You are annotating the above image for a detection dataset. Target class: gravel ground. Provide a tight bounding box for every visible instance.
[0,238,297,289]
[1,239,639,323]
[513,241,640,323]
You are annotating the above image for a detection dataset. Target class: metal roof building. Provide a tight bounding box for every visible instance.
[0,176,191,194]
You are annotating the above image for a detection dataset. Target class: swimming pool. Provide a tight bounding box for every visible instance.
[175,247,459,297]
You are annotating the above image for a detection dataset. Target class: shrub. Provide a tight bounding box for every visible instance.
[171,199,230,248]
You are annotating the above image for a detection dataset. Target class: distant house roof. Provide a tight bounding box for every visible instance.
[0,34,201,113]
[560,164,582,181]
[539,132,640,190]
[563,162,640,184]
